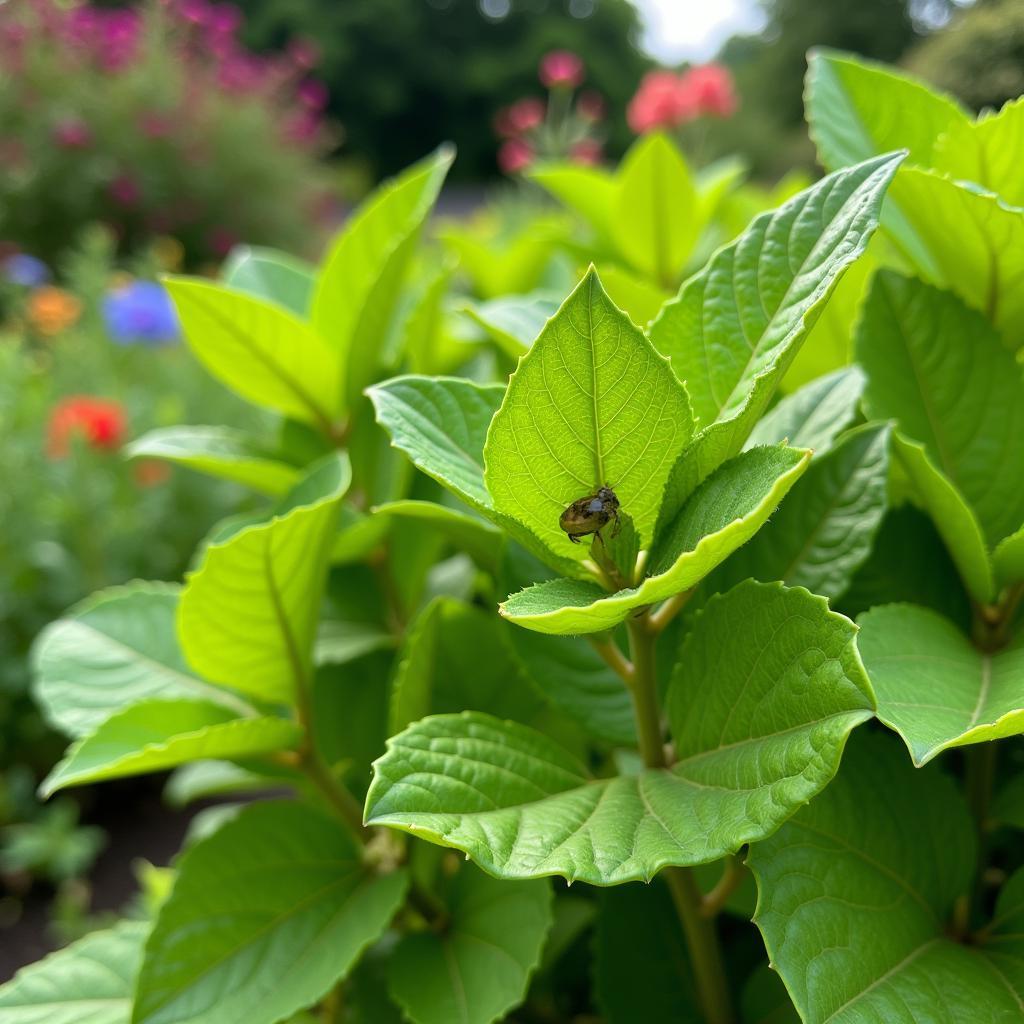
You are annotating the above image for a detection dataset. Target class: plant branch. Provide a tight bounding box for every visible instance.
[588,634,634,684]
[626,613,735,1024]
[700,856,746,918]
[300,746,368,839]
[648,589,693,635]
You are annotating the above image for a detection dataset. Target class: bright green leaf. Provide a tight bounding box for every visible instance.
[0,920,147,1024]
[126,426,300,496]
[387,866,552,1024]
[597,264,671,327]
[32,582,253,738]
[372,500,502,572]
[528,162,617,242]
[462,293,560,358]
[367,582,873,884]
[220,246,316,317]
[747,366,865,454]
[164,277,341,428]
[995,526,1024,589]
[612,133,698,285]
[484,268,694,559]
[857,271,1024,545]
[749,731,1024,1023]
[500,445,809,636]
[134,801,408,1024]
[41,700,300,797]
[858,603,1024,765]
[178,454,348,705]
[649,153,901,519]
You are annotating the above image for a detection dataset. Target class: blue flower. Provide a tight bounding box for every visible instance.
[4,254,51,288]
[103,281,180,346]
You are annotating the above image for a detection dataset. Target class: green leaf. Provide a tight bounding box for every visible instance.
[612,133,698,285]
[372,500,502,573]
[649,153,901,518]
[41,700,300,797]
[806,48,970,170]
[126,426,301,496]
[32,582,253,738]
[366,581,873,884]
[996,526,1024,588]
[314,619,395,667]
[593,882,697,1023]
[528,162,616,242]
[748,731,1024,1023]
[857,271,1024,546]
[934,96,1024,207]
[0,920,147,1024]
[500,445,809,636]
[746,367,865,455]
[220,245,316,317]
[462,293,560,358]
[483,268,694,559]
[713,423,891,601]
[888,167,1024,343]
[312,146,453,408]
[387,866,552,1024]
[892,434,995,604]
[388,598,546,735]
[178,454,348,705]
[134,801,408,1024]
[367,376,581,577]
[597,264,671,327]
[858,603,1024,765]
[164,761,275,808]
[164,277,341,428]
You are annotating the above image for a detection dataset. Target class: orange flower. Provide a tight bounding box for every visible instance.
[27,286,82,336]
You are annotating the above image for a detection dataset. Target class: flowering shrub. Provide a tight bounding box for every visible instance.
[628,62,738,134]
[0,0,334,266]
[494,50,606,174]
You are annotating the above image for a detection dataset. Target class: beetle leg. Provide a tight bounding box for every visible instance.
[568,534,581,544]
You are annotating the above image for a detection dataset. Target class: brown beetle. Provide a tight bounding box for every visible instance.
[559,486,621,544]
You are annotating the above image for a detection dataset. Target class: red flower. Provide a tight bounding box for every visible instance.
[53,117,92,149]
[47,397,126,459]
[495,97,545,138]
[539,50,583,89]
[108,173,141,207]
[683,63,738,118]
[627,70,697,134]
[570,139,603,166]
[497,138,534,175]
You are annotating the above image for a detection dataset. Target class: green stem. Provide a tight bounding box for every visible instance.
[625,615,735,1024]
[301,747,368,839]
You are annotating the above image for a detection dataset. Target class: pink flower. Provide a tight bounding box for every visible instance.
[576,90,605,122]
[682,63,738,118]
[108,174,141,207]
[53,117,91,149]
[495,97,545,138]
[139,112,173,139]
[570,139,603,166]
[498,138,534,175]
[207,3,242,36]
[287,37,319,70]
[627,70,697,134]
[539,50,583,89]
[298,78,329,110]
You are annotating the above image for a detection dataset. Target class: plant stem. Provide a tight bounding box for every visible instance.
[648,589,693,635]
[700,856,746,918]
[301,747,368,839]
[625,615,735,1024]
[588,634,634,683]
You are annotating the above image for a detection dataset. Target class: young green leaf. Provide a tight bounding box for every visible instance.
[859,603,1024,765]
[612,133,698,285]
[371,500,503,573]
[312,145,453,408]
[387,866,552,1024]
[745,366,865,455]
[857,272,1024,546]
[220,245,316,317]
[934,96,1024,207]
[0,920,147,1024]
[134,801,408,1024]
[40,699,300,797]
[748,731,1024,1022]
[164,277,341,429]
[366,582,873,884]
[528,162,617,242]
[887,167,1024,343]
[995,526,1024,588]
[892,434,995,604]
[649,152,902,519]
[714,422,891,601]
[463,292,561,358]
[483,267,693,559]
[178,454,349,705]
[501,445,809,636]
[126,426,301,496]
[32,582,253,738]
[367,376,580,577]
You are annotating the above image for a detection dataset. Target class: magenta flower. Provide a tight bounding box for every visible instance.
[53,117,92,149]
[298,78,329,110]
[498,138,534,175]
[108,174,141,207]
[539,50,584,89]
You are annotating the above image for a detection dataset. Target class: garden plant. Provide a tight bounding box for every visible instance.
[4,50,1024,1024]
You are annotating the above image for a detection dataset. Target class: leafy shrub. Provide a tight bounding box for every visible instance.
[4,51,1024,1024]
[0,0,334,266]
